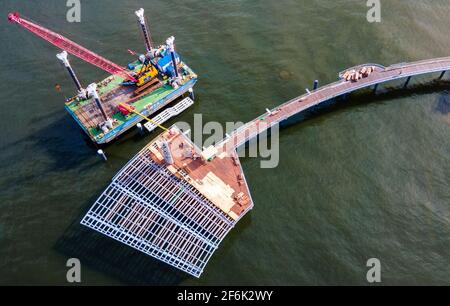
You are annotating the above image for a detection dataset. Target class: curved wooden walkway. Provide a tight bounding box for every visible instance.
[218,56,450,152]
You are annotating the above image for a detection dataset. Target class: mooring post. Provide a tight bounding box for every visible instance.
[313,80,319,90]
[188,87,195,100]
[97,149,107,161]
[136,122,144,134]
[404,76,412,88]
[439,71,446,80]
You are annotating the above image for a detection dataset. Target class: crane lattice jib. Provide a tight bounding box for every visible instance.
[8,12,137,82]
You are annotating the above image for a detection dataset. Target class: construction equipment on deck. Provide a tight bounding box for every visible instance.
[8,12,137,83]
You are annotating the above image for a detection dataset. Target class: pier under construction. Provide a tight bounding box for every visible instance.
[82,56,450,277]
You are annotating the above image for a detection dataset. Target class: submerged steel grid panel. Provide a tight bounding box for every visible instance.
[81,153,236,277]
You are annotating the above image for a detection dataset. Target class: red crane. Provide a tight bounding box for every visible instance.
[8,12,137,82]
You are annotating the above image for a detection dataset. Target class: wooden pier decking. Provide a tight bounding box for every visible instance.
[82,56,450,278]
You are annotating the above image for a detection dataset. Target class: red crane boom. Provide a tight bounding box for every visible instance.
[8,12,137,82]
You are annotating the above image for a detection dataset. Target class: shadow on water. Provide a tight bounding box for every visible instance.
[54,198,190,285]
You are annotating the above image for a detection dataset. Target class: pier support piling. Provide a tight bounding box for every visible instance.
[439,71,446,80]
